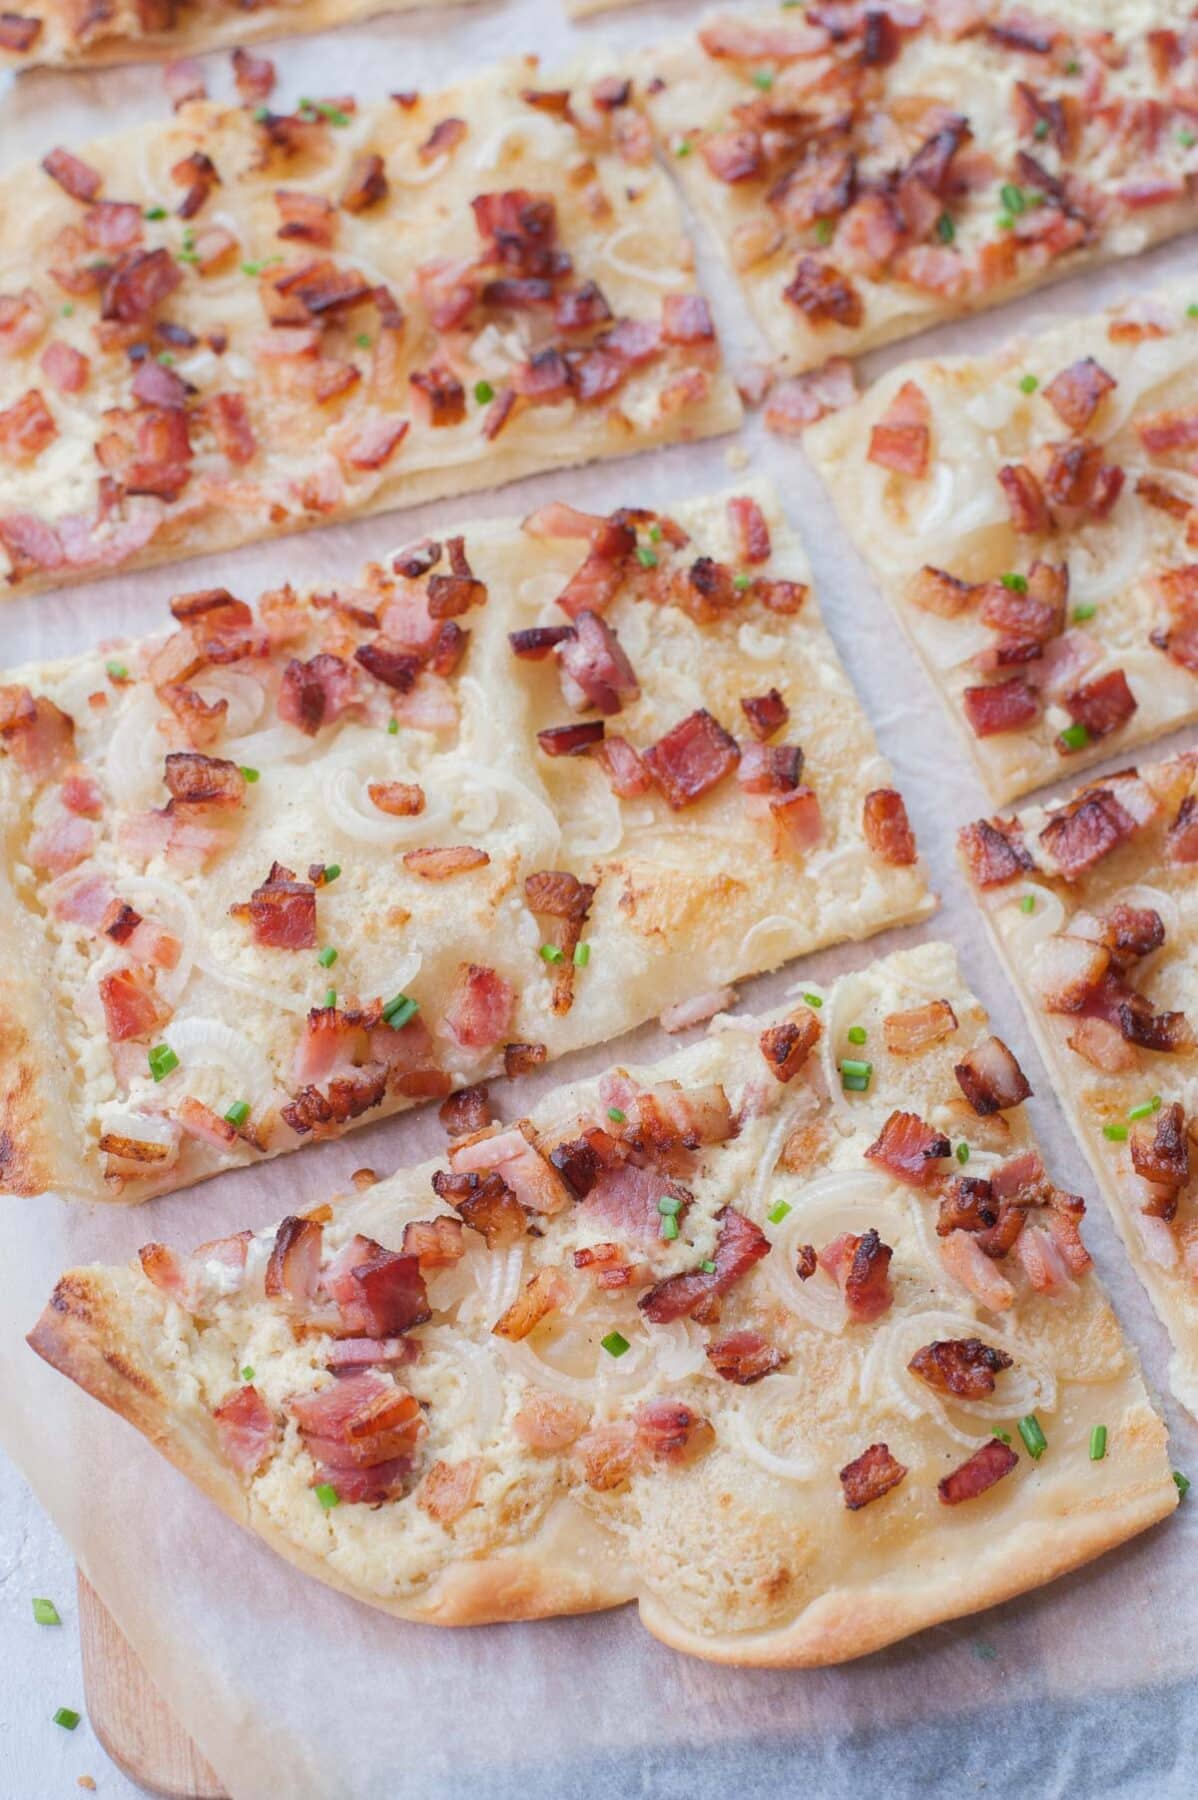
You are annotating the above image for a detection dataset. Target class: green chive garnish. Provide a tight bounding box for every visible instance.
[1127,1096,1161,1121]
[1000,183,1027,215]
[660,1215,679,1241]
[240,765,260,783]
[1000,572,1028,593]
[674,139,692,157]
[32,1598,61,1626]
[157,351,175,367]
[317,945,338,968]
[1018,1414,1047,1459]
[473,379,494,404]
[539,943,565,963]
[733,572,751,591]
[601,1331,630,1358]
[240,256,282,277]
[648,523,662,542]
[635,545,658,569]
[956,1143,970,1165]
[839,1058,872,1092]
[1072,602,1097,623]
[936,212,955,244]
[105,659,128,681]
[1064,58,1080,73]
[752,69,773,90]
[658,1195,682,1216]
[802,992,822,1008]
[1180,129,1197,148]
[61,303,74,317]
[382,993,419,1030]
[1020,895,1036,914]
[607,1106,626,1124]
[573,941,590,967]
[847,1025,867,1045]
[993,1428,1011,1444]
[355,332,372,348]
[767,1200,791,1225]
[996,212,1015,231]
[1058,723,1090,752]
[699,1259,716,1274]
[814,218,833,244]
[1103,1123,1128,1141]
[225,1100,250,1128]
[1175,1469,1191,1499]
[144,205,167,220]
[314,1483,341,1510]
[323,864,341,882]
[53,1708,80,1731]
[1033,119,1049,140]
[1089,1425,1107,1461]
[253,105,271,122]
[1019,374,1038,394]
[1189,304,1198,319]
[241,1365,255,1382]
[322,987,337,1009]
[387,717,399,735]
[148,1043,178,1082]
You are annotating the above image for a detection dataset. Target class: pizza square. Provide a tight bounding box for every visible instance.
[808,284,1198,804]
[642,3,1198,375]
[28,941,1177,1663]
[0,479,931,1203]
[0,59,740,595]
[960,749,1198,1413]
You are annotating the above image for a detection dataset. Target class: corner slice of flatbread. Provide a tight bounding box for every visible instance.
[0,0,472,71]
[0,57,740,597]
[0,478,932,1203]
[641,4,1198,376]
[959,749,1198,1415]
[808,283,1198,806]
[28,941,1177,1664]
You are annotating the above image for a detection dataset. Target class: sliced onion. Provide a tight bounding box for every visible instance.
[651,1319,709,1383]
[319,763,450,845]
[766,1169,902,1335]
[726,1379,819,1482]
[415,1330,505,1445]
[1115,885,1181,939]
[471,111,571,172]
[995,883,1067,948]
[193,668,266,738]
[598,221,690,290]
[104,685,167,809]
[120,872,202,1005]
[860,1308,1055,1450]
[446,759,561,861]
[1065,501,1144,606]
[739,914,810,972]
[191,954,312,1018]
[162,1015,275,1100]
[95,1106,180,1172]
[560,764,624,858]
[498,1327,655,1401]
[220,723,317,768]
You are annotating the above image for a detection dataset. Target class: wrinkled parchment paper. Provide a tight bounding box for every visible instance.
[2,4,1198,1794]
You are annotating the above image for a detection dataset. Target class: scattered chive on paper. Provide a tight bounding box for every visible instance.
[1175,1469,1191,1499]
[315,1483,341,1511]
[224,1100,250,1128]
[767,1200,791,1225]
[53,1709,80,1731]
[1018,1413,1047,1459]
[601,1331,630,1358]
[1090,1425,1107,1462]
[147,1043,178,1082]
[32,1598,61,1627]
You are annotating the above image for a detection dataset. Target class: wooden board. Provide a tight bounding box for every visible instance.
[77,1571,227,1800]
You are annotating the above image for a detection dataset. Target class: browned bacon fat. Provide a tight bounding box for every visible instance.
[938,1438,1018,1505]
[759,1008,821,1082]
[865,1110,951,1186]
[954,1035,1032,1115]
[818,1229,894,1322]
[908,1337,1013,1399]
[839,1442,908,1511]
[957,817,1034,888]
[643,708,739,809]
[639,1206,769,1324]
[862,787,917,864]
[230,862,317,949]
[705,1329,787,1384]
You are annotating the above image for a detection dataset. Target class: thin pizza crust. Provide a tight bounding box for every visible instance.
[0,58,740,597]
[0,478,932,1203]
[642,3,1198,376]
[27,941,1178,1663]
[808,282,1198,805]
[960,750,1198,1415]
[0,0,473,72]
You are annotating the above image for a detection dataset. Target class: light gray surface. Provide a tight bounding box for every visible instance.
[2,2,1198,1797]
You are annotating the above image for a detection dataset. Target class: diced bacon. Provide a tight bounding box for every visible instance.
[998,463,1051,534]
[0,690,74,782]
[839,1442,908,1511]
[1043,357,1116,432]
[1059,669,1136,748]
[402,845,490,883]
[0,388,56,463]
[203,392,256,464]
[98,967,169,1042]
[865,1110,951,1186]
[759,1008,821,1083]
[176,1097,237,1152]
[702,127,763,184]
[769,147,856,232]
[39,340,88,395]
[661,294,715,346]
[418,1457,482,1525]
[962,677,1039,738]
[643,709,739,809]
[119,809,231,873]
[1039,788,1137,880]
[409,363,466,427]
[0,288,47,358]
[1066,1014,1137,1073]
[588,733,650,798]
[512,1392,589,1451]
[861,788,917,865]
[1130,1102,1190,1192]
[538,721,604,757]
[439,1084,492,1141]
[28,812,94,874]
[278,653,356,735]
[633,1399,714,1465]
[102,248,183,325]
[1135,405,1198,456]
[556,611,639,715]
[698,17,829,60]
[555,281,612,332]
[289,1371,425,1477]
[726,495,770,565]
[908,565,975,619]
[42,147,102,202]
[639,1206,769,1324]
[163,750,245,811]
[323,1238,430,1338]
[763,360,856,434]
[342,416,408,471]
[444,963,515,1050]
[1031,933,1111,1011]
[958,816,1033,888]
[940,1229,1015,1310]
[1167,797,1198,865]
[770,785,823,853]
[867,381,931,477]
[883,998,958,1055]
[263,1215,324,1307]
[163,57,206,109]
[938,1438,1018,1505]
[706,1330,786,1385]
[818,1228,894,1322]
[739,689,788,742]
[954,1035,1032,1115]
[213,1386,276,1478]
[577,1161,689,1244]
[230,862,317,949]
[451,1125,569,1216]
[433,1168,527,1248]
[0,12,40,50]
[1014,1223,1073,1294]
[232,46,275,105]
[908,1337,1012,1399]
[554,527,636,620]
[893,245,970,297]
[783,257,863,328]
[1030,627,1102,701]
[324,1337,417,1372]
[492,1266,568,1342]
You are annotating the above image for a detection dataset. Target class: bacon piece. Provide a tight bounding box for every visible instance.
[275,190,335,248]
[907,565,974,619]
[1032,934,1111,1011]
[726,495,770,565]
[323,1338,418,1373]
[367,780,424,819]
[439,1084,492,1140]
[537,720,605,757]
[0,689,74,781]
[739,689,788,743]
[418,1457,482,1526]
[492,1267,567,1342]
[862,788,917,865]
[434,1168,527,1248]
[452,1124,570,1217]
[324,1236,430,1337]
[402,845,489,881]
[764,360,856,434]
[278,652,356,734]
[472,189,559,277]
[865,1110,951,1186]
[1167,797,1198,865]
[42,147,102,203]
[586,733,648,799]
[1058,669,1136,748]
[909,1338,1013,1400]
[163,57,206,109]
[264,1215,323,1307]
[883,998,958,1056]
[231,46,275,104]
[706,1330,786,1385]
[556,610,639,716]
[958,816,1033,888]
[962,677,1039,738]
[213,1386,276,1478]
[998,463,1050,534]
[783,257,863,328]
[0,389,56,464]
[698,17,828,59]
[759,1009,821,1084]
[867,381,931,478]
[1136,404,1198,456]
[98,967,169,1043]
[954,1035,1032,1115]
[702,126,763,184]
[839,1443,908,1511]
[231,862,317,949]
[40,340,88,395]
[1043,357,1116,433]
[0,287,47,358]
[940,1229,1015,1310]
[555,281,612,332]
[639,1206,769,1324]
[643,709,739,810]
[0,13,40,49]
[633,1399,714,1465]
[289,1372,425,1491]
[819,1228,894,1322]
[409,363,466,428]
[513,1393,589,1451]
[444,963,515,1051]
[400,1216,466,1272]
[1130,1102,1190,1192]
[1039,788,1137,880]
[938,1438,1018,1505]
[102,248,183,324]
[341,152,388,215]
[420,116,467,164]
[164,750,245,811]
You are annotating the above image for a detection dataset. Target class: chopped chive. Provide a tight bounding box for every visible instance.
[839,1058,872,1093]
[996,212,1015,231]
[241,1365,255,1382]
[1072,602,1097,623]
[1000,572,1028,593]
[105,659,128,681]
[144,205,167,220]
[1058,723,1090,752]
[1102,1122,1129,1141]
[253,105,271,122]
[607,1106,626,1124]
[314,1482,341,1510]
[53,1708,80,1731]
[387,716,399,734]
[648,523,663,542]
[658,1195,682,1216]
[1189,304,1198,319]
[176,250,200,265]
[1127,1096,1161,1122]
[61,303,74,317]
[1175,1469,1191,1499]
[814,217,834,244]
[674,139,692,157]
[1020,895,1036,914]
[240,257,282,277]
[317,945,338,968]
[1089,1424,1107,1461]
[1018,1413,1047,1459]
[355,332,372,348]
[573,941,591,967]
[767,1199,792,1225]
[956,1142,970,1165]
[147,1043,178,1082]
[382,993,419,1030]
[314,100,350,126]
[539,943,565,964]
[323,863,341,883]
[752,69,774,90]
[1180,129,1197,148]
[322,987,337,1009]
[847,1025,867,1045]
[1000,183,1027,214]
[936,211,955,244]
[1019,373,1038,394]
[635,545,658,569]
[224,1100,250,1128]
[32,1598,61,1626]
[802,992,822,1008]
[601,1330,630,1358]
[1064,57,1080,74]
[660,1214,680,1241]
[733,571,751,591]
[699,1259,716,1274]
[993,1428,1011,1444]
[1033,118,1050,140]
[240,765,260,782]
[473,378,494,404]
[157,351,175,367]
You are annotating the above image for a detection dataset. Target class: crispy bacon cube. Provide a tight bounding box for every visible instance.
[643,708,740,810]
[1043,356,1116,432]
[909,1337,1013,1399]
[759,1008,821,1082]
[865,1110,951,1186]
[953,1035,1032,1115]
[862,787,917,864]
[867,380,931,478]
[230,861,317,949]
[705,1329,787,1385]
[938,1438,1018,1505]
[839,1442,908,1511]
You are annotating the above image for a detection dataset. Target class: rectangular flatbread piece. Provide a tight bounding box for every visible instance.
[960,749,1198,1412]
[0,479,932,1202]
[808,284,1198,804]
[642,3,1198,375]
[27,941,1177,1665]
[0,60,740,596]
[0,0,471,71]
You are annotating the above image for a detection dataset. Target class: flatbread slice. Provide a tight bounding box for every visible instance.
[0,60,740,596]
[28,940,1177,1664]
[959,749,1198,1414]
[0,478,932,1203]
[808,283,1198,805]
[642,3,1198,375]
[0,0,471,71]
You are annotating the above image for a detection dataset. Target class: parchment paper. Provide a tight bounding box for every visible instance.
[2,5,1198,1795]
